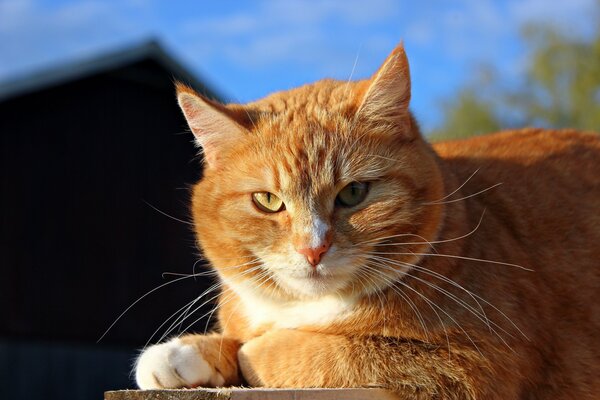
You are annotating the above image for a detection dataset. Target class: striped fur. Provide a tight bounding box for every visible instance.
[135,44,600,399]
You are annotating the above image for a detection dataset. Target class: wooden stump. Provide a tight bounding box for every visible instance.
[104,388,399,400]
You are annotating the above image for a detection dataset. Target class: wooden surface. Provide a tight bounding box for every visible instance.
[105,388,399,400]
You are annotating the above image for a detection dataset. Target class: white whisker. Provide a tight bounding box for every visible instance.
[432,168,480,203]
[370,255,530,343]
[423,182,503,206]
[360,264,431,341]
[369,251,533,271]
[143,200,194,226]
[363,262,453,355]
[160,265,265,341]
[369,209,487,248]
[369,259,515,350]
[98,273,204,343]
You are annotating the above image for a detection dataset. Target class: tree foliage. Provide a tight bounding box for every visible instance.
[431,15,600,140]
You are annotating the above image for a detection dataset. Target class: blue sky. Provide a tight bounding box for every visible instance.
[0,0,597,132]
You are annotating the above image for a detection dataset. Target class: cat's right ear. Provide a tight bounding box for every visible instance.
[176,83,247,169]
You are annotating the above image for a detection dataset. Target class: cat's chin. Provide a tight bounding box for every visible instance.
[274,271,353,299]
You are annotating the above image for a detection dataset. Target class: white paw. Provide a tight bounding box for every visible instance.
[135,338,225,389]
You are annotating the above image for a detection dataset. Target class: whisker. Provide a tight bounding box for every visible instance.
[370,259,515,349]
[212,270,276,338]
[373,256,487,319]
[369,251,533,271]
[143,282,222,349]
[371,255,490,330]
[363,262,453,355]
[355,231,435,247]
[175,281,224,335]
[180,269,271,336]
[369,209,486,248]
[195,254,260,261]
[162,270,218,278]
[159,288,224,342]
[160,265,265,341]
[392,275,482,357]
[370,255,530,342]
[216,287,248,360]
[98,274,201,342]
[200,269,270,334]
[356,268,388,330]
[432,168,480,203]
[143,200,194,226]
[162,258,262,279]
[202,286,239,334]
[365,154,403,163]
[422,183,503,206]
[148,259,261,344]
[360,264,430,341]
[344,43,362,96]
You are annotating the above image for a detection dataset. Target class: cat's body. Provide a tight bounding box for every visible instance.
[135,45,600,399]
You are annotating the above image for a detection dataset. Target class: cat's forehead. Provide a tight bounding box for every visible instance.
[255,124,342,198]
[240,122,389,206]
[246,79,362,127]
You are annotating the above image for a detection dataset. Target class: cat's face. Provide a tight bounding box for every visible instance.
[181,44,445,300]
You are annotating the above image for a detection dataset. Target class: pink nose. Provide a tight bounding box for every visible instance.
[296,240,331,267]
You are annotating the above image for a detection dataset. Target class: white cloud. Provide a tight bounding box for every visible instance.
[0,0,149,78]
[508,0,597,35]
[405,22,434,46]
[178,0,402,77]
[183,14,259,36]
[266,0,400,25]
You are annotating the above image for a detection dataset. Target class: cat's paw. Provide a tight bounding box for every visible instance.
[135,338,225,389]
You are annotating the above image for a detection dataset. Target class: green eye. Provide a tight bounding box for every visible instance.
[252,192,285,213]
[336,182,369,207]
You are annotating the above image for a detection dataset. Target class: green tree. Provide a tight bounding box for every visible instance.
[429,69,502,140]
[431,15,600,140]
[519,24,600,130]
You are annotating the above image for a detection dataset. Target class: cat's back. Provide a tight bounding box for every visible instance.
[434,128,600,304]
[433,128,600,208]
[432,128,600,248]
[433,128,600,176]
[432,129,600,393]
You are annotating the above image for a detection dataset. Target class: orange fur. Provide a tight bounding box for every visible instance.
[141,44,600,399]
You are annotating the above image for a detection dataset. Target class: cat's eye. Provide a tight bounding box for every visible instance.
[336,182,369,207]
[252,192,285,213]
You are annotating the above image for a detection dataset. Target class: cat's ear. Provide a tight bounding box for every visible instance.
[176,83,247,168]
[357,43,413,134]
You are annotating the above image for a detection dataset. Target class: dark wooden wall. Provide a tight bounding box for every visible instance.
[0,58,217,399]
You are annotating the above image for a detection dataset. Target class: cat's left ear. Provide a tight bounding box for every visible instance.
[357,43,413,135]
[176,83,248,169]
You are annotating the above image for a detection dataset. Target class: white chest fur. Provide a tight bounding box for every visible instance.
[229,282,357,330]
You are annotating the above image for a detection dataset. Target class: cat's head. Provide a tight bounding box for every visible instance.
[179,44,445,300]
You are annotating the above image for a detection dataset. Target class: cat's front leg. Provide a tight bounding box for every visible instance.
[238,329,479,399]
[135,334,242,389]
[238,329,357,388]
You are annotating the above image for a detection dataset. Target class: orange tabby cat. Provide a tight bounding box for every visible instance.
[135,43,600,399]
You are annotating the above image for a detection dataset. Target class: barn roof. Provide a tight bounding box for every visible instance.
[0,39,223,102]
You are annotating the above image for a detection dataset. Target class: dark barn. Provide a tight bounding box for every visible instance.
[0,41,221,399]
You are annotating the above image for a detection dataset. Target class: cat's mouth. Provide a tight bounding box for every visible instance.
[272,263,357,297]
[306,268,337,281]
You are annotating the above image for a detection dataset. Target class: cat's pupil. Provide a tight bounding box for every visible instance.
[336,182,368,207]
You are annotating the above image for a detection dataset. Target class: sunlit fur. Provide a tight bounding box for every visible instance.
[140,44,600,398]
